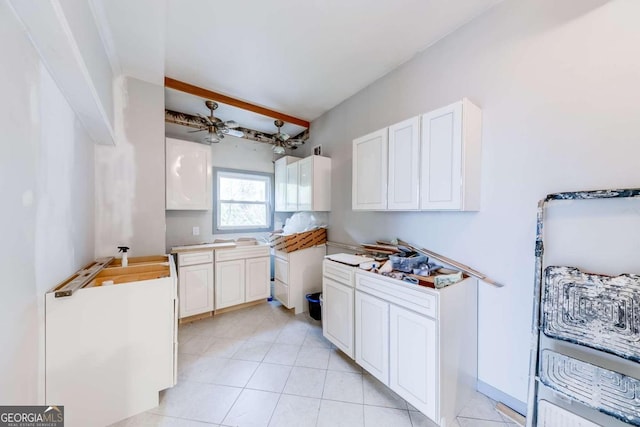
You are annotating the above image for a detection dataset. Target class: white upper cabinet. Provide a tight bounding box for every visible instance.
[388,117,420,210]
[274,156,300,212]
[297,155,332,211]
[352,99,481,212]
[420,98,481,211]
[285,162,299,211]
[275,155,332,212]
[166,138,211,210]
[352,129,388,210]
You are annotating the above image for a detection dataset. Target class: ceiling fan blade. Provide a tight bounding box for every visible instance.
[196,113,213,126]
[226,129,245,138]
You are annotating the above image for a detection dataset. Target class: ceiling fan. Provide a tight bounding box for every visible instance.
[189,100,243,143]
[271,120,306,154]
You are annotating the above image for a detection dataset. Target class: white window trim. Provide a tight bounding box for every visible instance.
[213,168,274,233]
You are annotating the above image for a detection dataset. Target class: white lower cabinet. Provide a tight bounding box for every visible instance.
[273,245,326,314]
[355,290,390,385]
[389,304,437,420]
[214,245,271,310]
[245,256,271,301]
[215,259,245,309]
[179,263,214,318]
[322,259,357,358]
[353,269,477,426]
[177,250,214,319]
[323,278,355,358]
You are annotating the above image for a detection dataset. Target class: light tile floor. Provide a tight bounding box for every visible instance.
[112,301,519,427]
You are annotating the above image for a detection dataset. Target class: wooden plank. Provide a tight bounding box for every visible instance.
[179,311,213,324]
[165,77,310,128]
[94,270,170,286]
[214,299,265,315]
[99,263,170,277]
[109,255,168,267]
[496,403,525,426]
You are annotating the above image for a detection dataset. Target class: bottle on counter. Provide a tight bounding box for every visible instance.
[118,246,130,267]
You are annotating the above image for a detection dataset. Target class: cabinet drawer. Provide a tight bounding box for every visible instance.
[274,279,291,308]
[355,272,438,319]
[178,251,213,267]
[216,246,270,262]
[323,260,354,287]
[274,257,289,284]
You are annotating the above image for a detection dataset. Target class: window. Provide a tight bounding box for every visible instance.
[214,169,273,232]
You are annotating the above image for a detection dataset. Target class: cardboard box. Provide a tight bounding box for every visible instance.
[270,228,327,253]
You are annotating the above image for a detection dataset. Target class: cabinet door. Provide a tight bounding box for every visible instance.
[352,129,388,210]
[245,257,270,302]
[274,257,288,284]
[179,263,214,318]
[323,278,354,358]
[388,117,420,210]
[274,157,288,212]
[166,138,211,210]
[389,305,437,421]
[420,102,463,210]
[285,162,299,211]
[274,279,291,308]
[297,157,313,211]
[215,260,245,309]
[355,291,389,384]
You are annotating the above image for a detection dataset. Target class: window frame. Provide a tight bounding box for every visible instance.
[213,167,274,234]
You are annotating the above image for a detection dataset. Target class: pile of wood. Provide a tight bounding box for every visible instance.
[270,228,327,253]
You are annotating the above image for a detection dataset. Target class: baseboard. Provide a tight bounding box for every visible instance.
[477,380,527,416]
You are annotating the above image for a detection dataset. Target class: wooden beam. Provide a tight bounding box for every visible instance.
[165,77,310,128]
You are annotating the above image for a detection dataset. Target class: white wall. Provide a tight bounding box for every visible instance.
[301,0,640,409]
[164,135,282,251]
[95,77,166,258]
[0,1,95,404]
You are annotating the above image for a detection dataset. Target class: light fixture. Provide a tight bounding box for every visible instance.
[273,144,285,154]
[205,133,221,144]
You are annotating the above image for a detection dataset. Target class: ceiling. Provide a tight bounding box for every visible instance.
[93,0,502,122]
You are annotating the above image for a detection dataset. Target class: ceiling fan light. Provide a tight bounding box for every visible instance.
[205,134,221,143]
[273,145,285,154]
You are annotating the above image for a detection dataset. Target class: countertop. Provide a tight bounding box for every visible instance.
[170,241,269,254]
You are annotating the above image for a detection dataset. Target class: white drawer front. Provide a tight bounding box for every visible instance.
[178,251,213,266]
[355,272,438,319]
[323,260,354,287]
[274,279,291,308]
[274,258,289,284]
[216,246,270,262]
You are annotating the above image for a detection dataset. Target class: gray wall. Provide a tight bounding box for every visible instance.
[300,0,640,406]
[0,2,95,404]
[95,77,166,258]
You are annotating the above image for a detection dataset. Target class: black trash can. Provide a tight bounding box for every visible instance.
[306,292,322,321]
